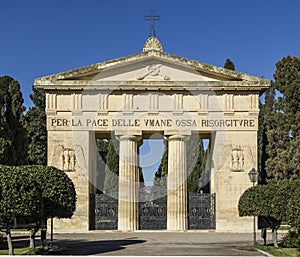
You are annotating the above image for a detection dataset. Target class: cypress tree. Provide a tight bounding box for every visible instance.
[153,142,168,189]
[0,76,27,165]
[25,86,47,165]
[103,139,119,195]
[96,139,109,193]
[186,138,207,193]
[258,84,275,184]
[266,56,300,180]
[224,59,235,70]
[154,138,208,193]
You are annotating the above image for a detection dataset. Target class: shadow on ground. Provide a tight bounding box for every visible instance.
[50,238,146,255]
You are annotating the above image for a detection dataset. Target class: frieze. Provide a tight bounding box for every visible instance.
[49,117,256,130]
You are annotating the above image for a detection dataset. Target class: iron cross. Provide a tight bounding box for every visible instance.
[144,9,160,37]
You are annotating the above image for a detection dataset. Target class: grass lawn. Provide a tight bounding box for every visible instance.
[0,246,67,255]
[0,246,43,255]
[255,245,300,257]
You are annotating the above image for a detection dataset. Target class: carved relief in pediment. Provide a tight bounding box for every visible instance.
[137,64,170,81]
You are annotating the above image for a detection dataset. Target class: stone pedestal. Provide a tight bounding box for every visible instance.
[167,135,188,230]
[117,135,141,231]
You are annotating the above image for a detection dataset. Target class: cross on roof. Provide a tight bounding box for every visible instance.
[144,9,160,37]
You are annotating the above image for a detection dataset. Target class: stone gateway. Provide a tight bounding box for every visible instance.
[35,36,270,232]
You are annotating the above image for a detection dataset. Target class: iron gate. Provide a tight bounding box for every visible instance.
[92,192,215,230]
[188,193,216,229]
[139,196,167,230]
[139,187,167,230]
[94,194,118,230]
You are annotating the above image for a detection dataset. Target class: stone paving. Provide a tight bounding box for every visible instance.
[47,231,276,256]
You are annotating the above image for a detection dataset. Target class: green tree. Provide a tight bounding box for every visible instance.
[258,85,275,184]
[154,138,209,193]
[25,86,47,165]
[0,108,13,164]
[0,165,76,250]
[266,56,300,180]
[224,58,235,70]
[287,186,300,230]
[153,142,168,189]
[0,165,44,254]
[238,180,300,246]
[187,138,206,193]
[96,139,109,163]
[28,165,77,219]
[0,76,27,165]
[96,139,109,193]
[103,139,119,195]
[25,165,76,247]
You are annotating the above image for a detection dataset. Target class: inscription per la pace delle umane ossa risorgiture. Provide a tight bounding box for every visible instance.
[50,118,256,128]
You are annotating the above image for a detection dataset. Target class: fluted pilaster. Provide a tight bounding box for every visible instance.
[167,135,188,231]
[117,135,141,231]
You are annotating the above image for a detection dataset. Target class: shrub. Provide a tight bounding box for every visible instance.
[280,230,300,249]
[0,233,7,250]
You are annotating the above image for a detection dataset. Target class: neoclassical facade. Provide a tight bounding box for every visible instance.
[35,37,270,232]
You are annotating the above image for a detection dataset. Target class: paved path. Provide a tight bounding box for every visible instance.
[49,232,271,256]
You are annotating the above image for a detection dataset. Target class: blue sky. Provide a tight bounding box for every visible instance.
[1,0,299,185]
[1,0,300,108]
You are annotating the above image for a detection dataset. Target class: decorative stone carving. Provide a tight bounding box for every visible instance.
[137,64,171,81]
[216,145,255,172]
[230,148,244,172]
[143,36,163,52]
[51,145,86,172]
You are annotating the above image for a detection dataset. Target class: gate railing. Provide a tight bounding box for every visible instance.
[92,192,216,230]
[188,193,216,230]
[139,196,167,230]
[93,194,118,230]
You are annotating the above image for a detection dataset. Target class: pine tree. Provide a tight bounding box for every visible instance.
[224,59,235,70]
[25,86,47,165]
[0,76,27,165]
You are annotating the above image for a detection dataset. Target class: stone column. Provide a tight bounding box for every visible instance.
[117,135,141,231]
[167,135,188,231]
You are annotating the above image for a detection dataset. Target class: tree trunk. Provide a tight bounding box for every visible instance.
[5,228,14,255]
[29,228,38,248]
[272,227,278,247]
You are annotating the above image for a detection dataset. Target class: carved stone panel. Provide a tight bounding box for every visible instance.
[50,145,86,172]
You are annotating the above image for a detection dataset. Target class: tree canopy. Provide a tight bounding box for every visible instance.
[238,180,300,246]
[0,76,27,165]
[103,139,119,195]
[224,58,235,70]
[154,138,208,193]
[263,56,300,180]
[0,165,43,254]
[0,165,76,253]
[25,86,47,165]
[26,165,77,219]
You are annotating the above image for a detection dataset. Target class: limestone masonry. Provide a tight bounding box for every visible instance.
[35,36,270,232]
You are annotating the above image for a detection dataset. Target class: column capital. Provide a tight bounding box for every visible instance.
[117,134,142,143]
[166,134,189,142]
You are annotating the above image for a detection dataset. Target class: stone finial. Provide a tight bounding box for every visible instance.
[143,37,163,52]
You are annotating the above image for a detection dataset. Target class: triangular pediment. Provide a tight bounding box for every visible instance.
[35,48,270,92]
[70,58,224,82]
